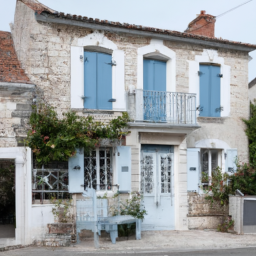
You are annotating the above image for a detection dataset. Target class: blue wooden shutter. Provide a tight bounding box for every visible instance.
[143,59,154,91]
[97,53,112,110]
[154,60,166,91]
[84,51,97,109]
[199,64,210,117]
[68,148,84,193]
[199,64,221,117]
[143,59,166,91]
[225,149,237,174]
[116,146,131,193]
[187,148,200,192]
[210,65,221,117]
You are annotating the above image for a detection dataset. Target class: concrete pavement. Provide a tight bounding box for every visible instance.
[1,230,256,254]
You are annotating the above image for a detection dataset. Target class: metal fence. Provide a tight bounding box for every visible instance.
[134,89,197,124]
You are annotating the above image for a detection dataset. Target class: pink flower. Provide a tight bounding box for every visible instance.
[32,130,36,134]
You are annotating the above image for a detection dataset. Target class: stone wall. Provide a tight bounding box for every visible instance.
[187,192,228,230]
[0,94,34,147]
[11,0,250,162]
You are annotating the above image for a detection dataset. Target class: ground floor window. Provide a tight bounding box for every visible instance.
[201,149,222,185]
[32,160,70,203]
[84,148,112,191]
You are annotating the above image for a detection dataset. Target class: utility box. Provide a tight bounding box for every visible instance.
[229,195,256,234]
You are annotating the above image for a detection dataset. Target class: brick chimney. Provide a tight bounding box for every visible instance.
[185,10,216,38]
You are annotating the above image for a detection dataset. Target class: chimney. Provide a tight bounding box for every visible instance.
[185,10,216,37]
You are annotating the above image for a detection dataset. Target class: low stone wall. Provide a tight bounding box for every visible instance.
[187,192,228,230]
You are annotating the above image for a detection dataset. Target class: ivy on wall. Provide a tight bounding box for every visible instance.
[243,102,256,168]
[27,104,130,165]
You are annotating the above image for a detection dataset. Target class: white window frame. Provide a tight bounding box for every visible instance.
[84,147,113,192]
[137,39,176,92]
[201,149,222,185]
[71,31,125,111]
[188,49,231,117]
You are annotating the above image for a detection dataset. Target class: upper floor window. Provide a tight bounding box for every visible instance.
[143,58,166,91]
[199,64,221,117]
[84,51,112,110]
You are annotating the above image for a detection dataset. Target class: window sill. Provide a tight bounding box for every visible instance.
[71,108,126,114]
[197,117,229,124]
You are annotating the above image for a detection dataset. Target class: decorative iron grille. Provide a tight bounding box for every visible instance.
[84,148,112,191]
[134,89,197,124]
[32,160,70,203]
[140,154,154,194]
[160,154,172,193]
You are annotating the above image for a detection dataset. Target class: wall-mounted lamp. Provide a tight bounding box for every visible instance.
[80,55,83,60]
[224,153,227,159]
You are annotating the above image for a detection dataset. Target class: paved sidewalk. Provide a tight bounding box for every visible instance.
[2,230,256,254]
[76,230,256,252]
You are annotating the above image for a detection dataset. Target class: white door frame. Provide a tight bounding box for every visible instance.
[0,147,32,245]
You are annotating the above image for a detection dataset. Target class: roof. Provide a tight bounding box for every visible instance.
[0,31,31,84]
[19,0,256,51]
[249,78,256,89]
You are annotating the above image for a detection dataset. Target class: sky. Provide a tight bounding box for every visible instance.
[0,0,255,81]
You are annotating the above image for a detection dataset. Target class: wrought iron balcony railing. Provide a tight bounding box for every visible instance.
[128,89,197,125]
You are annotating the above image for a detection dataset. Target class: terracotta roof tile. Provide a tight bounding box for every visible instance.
[0,31,31,84]
[18,0,56,15]
[19,0,256,50]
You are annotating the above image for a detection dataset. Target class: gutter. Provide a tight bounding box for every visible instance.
[36,13,256,52]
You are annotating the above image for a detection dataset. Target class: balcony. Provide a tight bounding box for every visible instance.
[128,89,197,126]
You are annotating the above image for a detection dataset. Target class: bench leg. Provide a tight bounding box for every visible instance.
[110,230,118,244]
[136,219,141,240]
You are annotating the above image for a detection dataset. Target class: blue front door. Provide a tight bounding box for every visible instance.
[199,64,221,117]
[84,51,112,110]
[141,145,175,230]
[143,59,167,121]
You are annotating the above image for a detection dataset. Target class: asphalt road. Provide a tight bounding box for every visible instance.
[1,247,256,256]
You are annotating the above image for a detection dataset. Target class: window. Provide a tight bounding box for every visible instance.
[32,160,70,204]
[201,149,222,185]
[84,51,112,110]
[84,148,112,190]
[143,58,166,91]
[143,58,167,122]
[199,64,221,117]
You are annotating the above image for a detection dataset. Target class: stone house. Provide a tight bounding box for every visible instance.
[1,0,256,246]
[0,30,35,246]
[249,77,256,103]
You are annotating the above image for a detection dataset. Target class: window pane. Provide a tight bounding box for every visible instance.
[84,148,112,191]
[99,148,112,190]
[84,151,97,190]
[211,151,218,171]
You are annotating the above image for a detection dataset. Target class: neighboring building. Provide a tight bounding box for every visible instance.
[1,0,256,246]
[249,77,256,103]
[0,30,35,245]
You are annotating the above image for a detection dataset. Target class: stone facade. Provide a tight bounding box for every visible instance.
[1,0,253,239]
[10,1,250,163]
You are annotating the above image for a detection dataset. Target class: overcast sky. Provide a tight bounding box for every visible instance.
[0,0,255,81]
